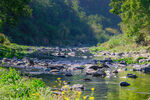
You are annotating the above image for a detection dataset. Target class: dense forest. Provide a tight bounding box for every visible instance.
[1,0,120,46]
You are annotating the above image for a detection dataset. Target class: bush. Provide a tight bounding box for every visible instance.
[0,68,95,100]
[0,33,10,45]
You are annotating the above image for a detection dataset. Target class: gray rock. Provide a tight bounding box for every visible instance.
[92,70,106,77]
[72,84,84,91]
[2,58,11,63]
[50,69,60,72]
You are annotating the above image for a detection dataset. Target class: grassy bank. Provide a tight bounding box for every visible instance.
[0,33,36,59]
[0,67,95,100]
[90,35,150,53]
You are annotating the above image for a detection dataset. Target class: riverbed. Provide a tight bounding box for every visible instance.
[1,47,150,100]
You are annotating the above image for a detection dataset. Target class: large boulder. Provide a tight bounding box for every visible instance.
[120,82,130,86]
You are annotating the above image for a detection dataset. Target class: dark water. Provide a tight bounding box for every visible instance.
[34,68,150,100]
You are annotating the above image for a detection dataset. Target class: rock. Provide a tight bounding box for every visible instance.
[113,70,118,73]
[72,84,84,91]
[143,67,150,73]
[120,82,130,86]
[65,72,73,76]
[118,53,124,57]
[139,59,148,63]
[50,69,60,72]
[45,68,51,72]
[103,58,113,63]
[127,74,138,78]
[75,67,84,70]
[40,62,48,66]
[86,69,96,75]
[27,59,34,66]
[133,68,142,72]
[16,62,26,66]
[83,78,92,82]
[119,61,127,66]
[124,68,128,71]
[89,65,99,70]
[2,58,11,63]
[58,55,66,58]
[92,70,106,77]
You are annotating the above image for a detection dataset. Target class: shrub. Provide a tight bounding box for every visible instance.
[0,33,10,45]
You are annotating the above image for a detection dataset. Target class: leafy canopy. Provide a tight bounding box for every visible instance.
[110,0,150,44]
[0,0,32,25]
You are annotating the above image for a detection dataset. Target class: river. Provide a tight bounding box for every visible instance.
[29,47,150,100]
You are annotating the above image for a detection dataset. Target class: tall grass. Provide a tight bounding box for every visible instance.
[0,68,95,100]
[90,34,149,53]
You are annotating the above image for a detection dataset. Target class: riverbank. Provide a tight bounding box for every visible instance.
[0,67,96,100]
[1,44,150,99]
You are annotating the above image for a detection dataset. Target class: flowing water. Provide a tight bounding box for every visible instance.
[31,47,150,100]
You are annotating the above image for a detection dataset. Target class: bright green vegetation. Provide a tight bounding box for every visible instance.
[0,43,30,59]
[90,35,150,53]
[113,57,135,64]
[0,33,34,59]
[113,56,150,64]
[92,0,150,53]
[1,0,120,46]
[0,67,94,100]
[110,0,150,45]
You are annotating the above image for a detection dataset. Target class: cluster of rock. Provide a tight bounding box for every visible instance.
[29,47,92,59]
[1,47,150,89]
[0,56,129,78]
[95,50,150,60]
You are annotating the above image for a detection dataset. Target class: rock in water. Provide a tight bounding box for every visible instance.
[83,78,92,82]
[127,74,138,78]
[120,82,130,86]
[143,67,150,73]
[92,70,106,77]
[113,70,118,73]
[72,84,84,91]
[65,72,73,76]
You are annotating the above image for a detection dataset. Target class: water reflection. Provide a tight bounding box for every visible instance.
[34,70,150,100]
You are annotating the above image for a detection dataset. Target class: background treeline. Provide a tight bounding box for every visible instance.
[1,0,120,46]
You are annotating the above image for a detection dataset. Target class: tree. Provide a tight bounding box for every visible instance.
[0,0,32,25]
[110,0,150,44]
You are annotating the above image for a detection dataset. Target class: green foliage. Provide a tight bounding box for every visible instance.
[0,68,95,100]
[0,68,45,99]
[0,0,32,25]
[136,56,148,63]
[0,43,29,59]
[2,0,120,46]
[113,57,135,64]
[0,33,10,45]
[110,0,150,45]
